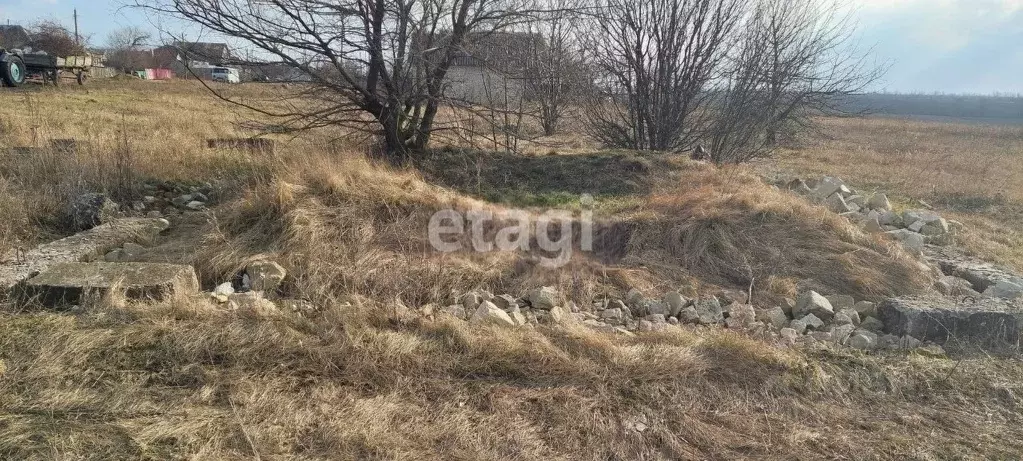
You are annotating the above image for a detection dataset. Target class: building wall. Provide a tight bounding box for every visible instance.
[445,66,525,106]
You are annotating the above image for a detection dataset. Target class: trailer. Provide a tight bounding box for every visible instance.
[0,49,92,87]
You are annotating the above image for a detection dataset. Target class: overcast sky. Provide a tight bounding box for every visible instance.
[1,0,1021,94]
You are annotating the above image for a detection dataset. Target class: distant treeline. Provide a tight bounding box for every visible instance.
[839,93,1023,122]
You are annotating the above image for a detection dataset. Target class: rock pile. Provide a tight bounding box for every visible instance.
[784,176,963,253]
[426,286,942,353]
[208,259,312,317]
[140,181,216,217]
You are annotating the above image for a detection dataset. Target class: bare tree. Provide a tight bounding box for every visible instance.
[134,0,543,162]
[583,0,744,152]
[30,21,88,56]
[520,0,588,136]
[755,0,883,146]
[105,26,153,71]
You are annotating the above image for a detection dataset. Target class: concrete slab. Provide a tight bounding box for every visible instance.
[878,296,1023,350]
[20,262,199,306]
[0,218,170,296]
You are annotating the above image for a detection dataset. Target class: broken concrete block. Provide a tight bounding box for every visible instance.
[21,262,199,306]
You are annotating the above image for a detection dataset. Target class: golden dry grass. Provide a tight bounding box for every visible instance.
[0,81,1020,459]
[769,116,1023,270]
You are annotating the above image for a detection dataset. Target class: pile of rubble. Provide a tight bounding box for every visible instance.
[784,176,964,252]
[67,182,217,229]
[424,286,942,353]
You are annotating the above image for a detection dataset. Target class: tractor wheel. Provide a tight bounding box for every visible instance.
[1,58,26,87]
[76,71,87,86]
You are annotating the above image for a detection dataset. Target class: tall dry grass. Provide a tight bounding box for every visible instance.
[2,296,1022,460]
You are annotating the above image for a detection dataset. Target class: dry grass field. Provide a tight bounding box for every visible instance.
[767,117,1023,271]
[0,80,1021,460]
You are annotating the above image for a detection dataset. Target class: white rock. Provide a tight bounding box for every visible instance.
[548,305,571,324]
[470,301,517,327]
[825,294,855,309]
[848,330,878,350]
[885,229,925,253]
[211,282,235,303]
[860,316,884,333]
[527,286,560,310]
[679,306,701,324]
[780,328,799,343]
[831,324,856,344]
[794,291,835,321]
[789,319,809,335]
[854,301,877,318]
[814,177,849,199]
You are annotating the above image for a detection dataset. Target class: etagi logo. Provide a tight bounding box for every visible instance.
[428,194,595,268]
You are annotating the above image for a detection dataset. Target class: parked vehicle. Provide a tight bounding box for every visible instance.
[0,48,27,87]
[211,67,240,84]
[0,48,92,87]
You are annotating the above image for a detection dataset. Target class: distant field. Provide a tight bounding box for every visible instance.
[768,115,1023,270]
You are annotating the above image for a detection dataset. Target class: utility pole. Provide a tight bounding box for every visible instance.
[73,9,80,47]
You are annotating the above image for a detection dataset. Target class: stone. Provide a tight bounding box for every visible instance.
[510,310,529,326]
[492,294,518,311]
[625,288,644,306]
[934,276,980,297]
[693,297,724,325]
[794,291,835,321]
[0,218,171,295]
[920,219,949,236]
[832,311,855,326]
[245,260,287,292]
[172,194,195,208]
[469,301,517,327]
[756,307,790,330]
[527,286,559,310]
[726,304,757,328]
[983,280,1023,300]
[461,292,483,311]
[864,216,884,233]
[867,193,892,211]
[667,317,680,326]
[548,305,571,324]
[645,314,667,324]
[781,298,796,317]
[67,193,120,231]
[212,282,235,303]
[228,292,280,316]
[885,229,925,253]
[789,319,809,335]
[643,300,671,317]
[678,306,701,324]
[810,331,833,342]
[780,328,799,343]
[185,201,206,211]
[638,320,655,332]
[908,220,926,233]
[280,299,318,315]
[836,307,861,326]
[878,211,902,227]
[878,297,1023,348]
[846,195,867,208]
[663,291,689,317]
[854,301,877,318]
[860,316,884,333]
[21,262,199,306]
[848,330,879,350]
[146,211,163,219]
[826,193,852,213]
[825,294,855,310]
[814,177,849,199]
[799,314,825,330]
